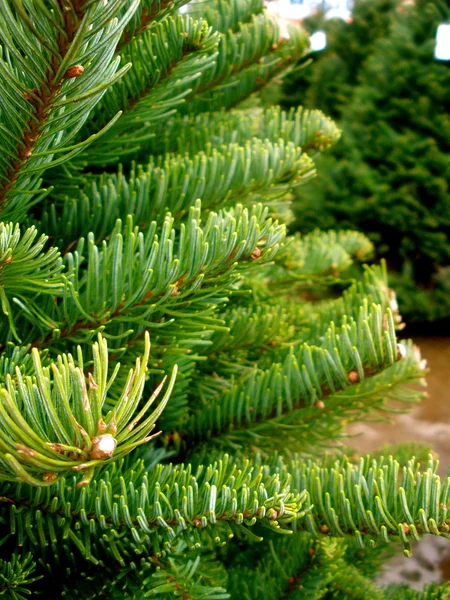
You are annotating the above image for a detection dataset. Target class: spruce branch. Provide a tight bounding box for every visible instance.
[0,454,307,562]
[39,104,338,250]
[185,19,309,113]
[187,304,421,450]
[0,332,176,486]
[271,230,374,284]
[187,0,265,34]
[25,203,285,350]
[38,139,313,247]
[0,553,40,600]
[0,0,140,220]
[145,105,340,158]
[227,534,313,600]
[193,262,388,389]
[192,12,283,95]
[290,453,450,556]
[0,454,448,569]
[118,0,190,51]
[80,15,220,166]
[0,223,63,340]
[138,552,229,599]
[226,534,386,600]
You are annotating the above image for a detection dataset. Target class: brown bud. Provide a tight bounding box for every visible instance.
[89,434,117,460]
[250,247,262,260]
[43,472,57,483]
[64,64,84,78]
[16,444,36,457]
[171,286,179,296]
[288,577,295,585]
[308,547,315,556]
[97,418,107,433]
[89,372,98,389]
[109,415,117,434]
[270,510,279,520]
[193,519,201,528]
[348,370,359,383]
[315,400,325,409]
[402,522,410,535]
[320,523,329,533]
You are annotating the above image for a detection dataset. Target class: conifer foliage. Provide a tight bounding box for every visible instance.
[283,0,450,323]
[0,1,448,597]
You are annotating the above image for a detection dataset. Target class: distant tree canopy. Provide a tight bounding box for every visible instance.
[283,0,450,324]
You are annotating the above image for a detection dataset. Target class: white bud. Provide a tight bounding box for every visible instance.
[89,434,117,460]
[397,343,407,359]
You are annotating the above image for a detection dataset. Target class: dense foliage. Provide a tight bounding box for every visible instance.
[0,1,448,597]
[284,0,450,324]
[282,0,398,119]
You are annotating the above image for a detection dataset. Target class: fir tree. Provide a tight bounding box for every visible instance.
[0,1,448,598]
[284,0,450,324]
[281,0,398,119]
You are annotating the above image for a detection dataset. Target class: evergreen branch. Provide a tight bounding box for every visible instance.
[37,104,338,248]
[80,15,219,166]
[290,454,450,556]
[187,304,419,449]
[118,0,189,51]
[138,553,229,598]
[190,342,424,452]
[0,224,63,340]
[0,0,139,221]
[187,0,265,34]
[0,333,176,486]
[194,262,389,380]
[38,522,227,598]
[0,455,307,562]
[0,344,49,388]
[0,553,40,600]
[0,453,448,569]
[227,533,386,600]
[187,25,309,113]
[38,139,313,247]
[271,230,374,284]
[145,105,340,158]
[25,203,285,350]
[297,263,402,347]
[189,12,286,97]
[227,534,314,600]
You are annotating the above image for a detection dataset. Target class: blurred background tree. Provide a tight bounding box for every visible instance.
[282,0,450,328]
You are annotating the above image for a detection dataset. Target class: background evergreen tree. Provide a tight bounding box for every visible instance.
[0,1,448,598]
[281,0,398,119]
[284,0,450,326]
